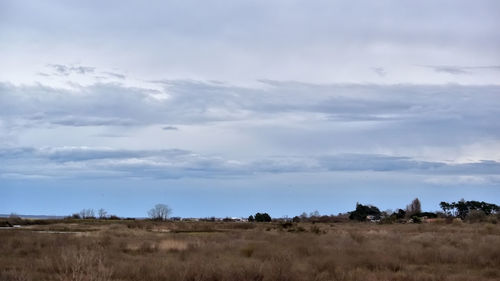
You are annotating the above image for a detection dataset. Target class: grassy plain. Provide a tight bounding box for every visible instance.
[1,220,500,281]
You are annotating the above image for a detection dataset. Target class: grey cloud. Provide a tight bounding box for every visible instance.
[162,126,178,131]
[72,66,95,74]
[2,80,500,151]
[473,66,500,71]
[48,64,70,75]
[438,160,500,175]
[38,147,189,163]
[2,1,500,88]
[52,116,139,127]
[325,114,401,122]
[102,71,126,79]
[0,82,161,126]
[9,1,499,51]
[426,65,470,75]
[319,154,444,172]
[372,67,387,77]
[0,147,36,159]
[46,64,95,76]
[318,154,500,177]
[91,133,127,138]
[0,146,236,179]
[424,65,500,75]
[1,147,499,180]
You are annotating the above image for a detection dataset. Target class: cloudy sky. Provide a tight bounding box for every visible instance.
[1,0,499,218]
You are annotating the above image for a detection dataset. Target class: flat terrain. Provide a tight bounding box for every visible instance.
[1,220,500,281]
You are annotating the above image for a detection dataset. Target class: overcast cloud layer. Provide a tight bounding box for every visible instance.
[1,1,499,217]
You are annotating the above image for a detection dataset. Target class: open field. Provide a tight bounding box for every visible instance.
[2,220,500,281]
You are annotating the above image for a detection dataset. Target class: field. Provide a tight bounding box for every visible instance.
[2,220,500,281]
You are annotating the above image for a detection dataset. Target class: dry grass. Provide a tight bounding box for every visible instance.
[1,221,500,281]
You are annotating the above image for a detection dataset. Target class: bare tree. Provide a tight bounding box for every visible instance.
[406,198,422,218]
[98,208,107,219]
[299,212,308,220]
[79,208,95,219]
[309,210,320,218]
[148,204,172,221]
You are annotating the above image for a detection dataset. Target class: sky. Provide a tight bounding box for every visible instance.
[1,0,500,218]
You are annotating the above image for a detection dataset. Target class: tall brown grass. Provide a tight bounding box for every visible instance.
[1,221,499,281]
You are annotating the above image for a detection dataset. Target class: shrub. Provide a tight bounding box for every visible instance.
[70,213,81,219]
[420,212,437,218]
[7,214,23,225]
[411,216,422,223]
[280,222,293,229]
[380,216,397,224]
[466,210,487,223]
[310,225,323,234]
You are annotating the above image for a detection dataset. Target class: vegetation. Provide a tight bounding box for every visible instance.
[349,203,381,221]
[348,198,499,223]
[147,204,172,221]
[98,208,108,219]
[1,220,500,281]
[440,200,499,219]
[253,212,272,222]
[79,208,96,219]
[1,198,499,280]
[405,198,421,218]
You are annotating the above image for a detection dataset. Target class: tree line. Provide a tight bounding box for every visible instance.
[439,200,499,219]
[346,198,499,223]
[61,199,498,223]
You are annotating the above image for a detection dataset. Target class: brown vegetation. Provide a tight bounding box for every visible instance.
[1,220,500,281]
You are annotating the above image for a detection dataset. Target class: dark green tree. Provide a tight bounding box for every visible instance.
[455,199,469,219]
[393,209,406,219]
[349,203,381,221]
[254,212,272,222]
[439,199,499,219]
[439,201,452,216]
